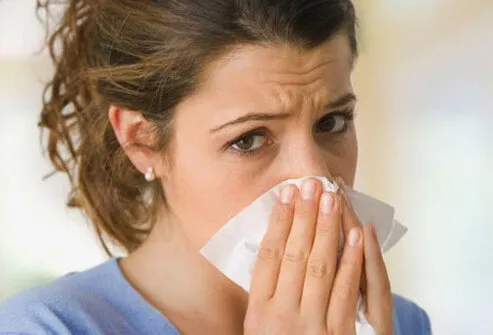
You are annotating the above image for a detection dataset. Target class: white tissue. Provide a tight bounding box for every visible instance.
[200,176,407,334]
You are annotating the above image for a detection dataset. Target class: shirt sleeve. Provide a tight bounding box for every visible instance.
[0,291,71,335]
[392,294,433,335]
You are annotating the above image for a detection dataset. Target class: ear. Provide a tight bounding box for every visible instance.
[108,106,162,177]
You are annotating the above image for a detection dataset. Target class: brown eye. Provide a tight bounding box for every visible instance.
[231,134,266,152]
[315,113,350,133]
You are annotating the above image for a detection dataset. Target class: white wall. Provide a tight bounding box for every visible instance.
[352,2,493,334]
[0,0,45,59]
[0,58,107,301]
[383,17,493,335]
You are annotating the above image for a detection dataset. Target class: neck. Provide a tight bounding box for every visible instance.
[120,218,248,334]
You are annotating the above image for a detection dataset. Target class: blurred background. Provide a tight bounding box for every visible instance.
[0,0,492,334]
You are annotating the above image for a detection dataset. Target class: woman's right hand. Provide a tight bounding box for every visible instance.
[244,178,385,335]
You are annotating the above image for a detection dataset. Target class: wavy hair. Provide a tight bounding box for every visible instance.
[36,0,357,254]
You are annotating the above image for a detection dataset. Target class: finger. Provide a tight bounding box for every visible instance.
[327,226,363,330]
[250,184,297,304]
[300,192,341,322]
[335,177,361,237]
[274,179,322,306]
[363,224,393,334]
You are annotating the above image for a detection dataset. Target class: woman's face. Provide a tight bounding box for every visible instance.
[161,34,357,249]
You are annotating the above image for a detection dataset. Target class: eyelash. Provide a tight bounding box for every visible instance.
[314,108,355,134]
[226,128,270,157]
[227,109,355,157]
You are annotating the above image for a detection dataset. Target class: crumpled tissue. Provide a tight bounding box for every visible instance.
[200,176,407,334]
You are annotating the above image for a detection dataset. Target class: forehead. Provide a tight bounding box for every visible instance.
[179,35,354,122]
[200,34,353,89]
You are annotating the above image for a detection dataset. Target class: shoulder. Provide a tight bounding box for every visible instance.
[0,280,96,334]
[0,260,143,334]
[392,294,432,335]
[0,259,178,335]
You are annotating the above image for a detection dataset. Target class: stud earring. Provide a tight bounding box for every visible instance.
[144,167,156,181]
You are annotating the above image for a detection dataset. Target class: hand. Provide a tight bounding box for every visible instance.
[244,178,365,335]
[337,181,393,335]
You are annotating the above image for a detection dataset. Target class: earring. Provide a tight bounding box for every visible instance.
[144,167,156,181]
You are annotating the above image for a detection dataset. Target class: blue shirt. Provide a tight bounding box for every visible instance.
[0,259,431,334]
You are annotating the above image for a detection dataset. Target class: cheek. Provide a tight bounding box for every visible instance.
[162,121,358,246]
[322,130,358,185]
[163,133,264,247]
[342,131,358,186]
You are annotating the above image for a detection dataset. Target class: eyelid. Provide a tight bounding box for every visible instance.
[317,108,355,123]
[316,108,354,124]
[223,127,269,150]
[313,108,356,134]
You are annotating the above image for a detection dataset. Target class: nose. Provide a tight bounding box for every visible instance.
[280,136,332,180]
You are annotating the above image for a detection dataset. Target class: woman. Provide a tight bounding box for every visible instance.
[0,0,431,334]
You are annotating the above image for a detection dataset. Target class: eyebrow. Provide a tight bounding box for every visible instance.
[210,92,357,133]
[327,92,357,109]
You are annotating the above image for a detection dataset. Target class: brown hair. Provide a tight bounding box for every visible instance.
[36,0,357,255]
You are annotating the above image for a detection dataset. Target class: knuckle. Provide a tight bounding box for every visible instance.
[244,311,264,334]
[327,323,351,335]
[298,320,325,335]
[258,245,282,261]
[283,247,308,263]
[315,223,333,236]
[306,259,328,279]
[327,316,356,335]
[272,309,290,326]
[334,281,356,300]
[245,309,292,335]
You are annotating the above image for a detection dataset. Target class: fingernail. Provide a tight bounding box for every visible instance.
[301,179,317,200]
[280,185,295,204]
[335,177,346,195]
[348,227,360,247]
[320,193,334,214]
[336,177,354,210]
[336,176,347,187]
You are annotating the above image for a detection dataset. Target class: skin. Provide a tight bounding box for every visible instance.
[109,34,392,334]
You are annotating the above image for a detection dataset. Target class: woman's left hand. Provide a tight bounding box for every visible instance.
[338,184,394,335]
